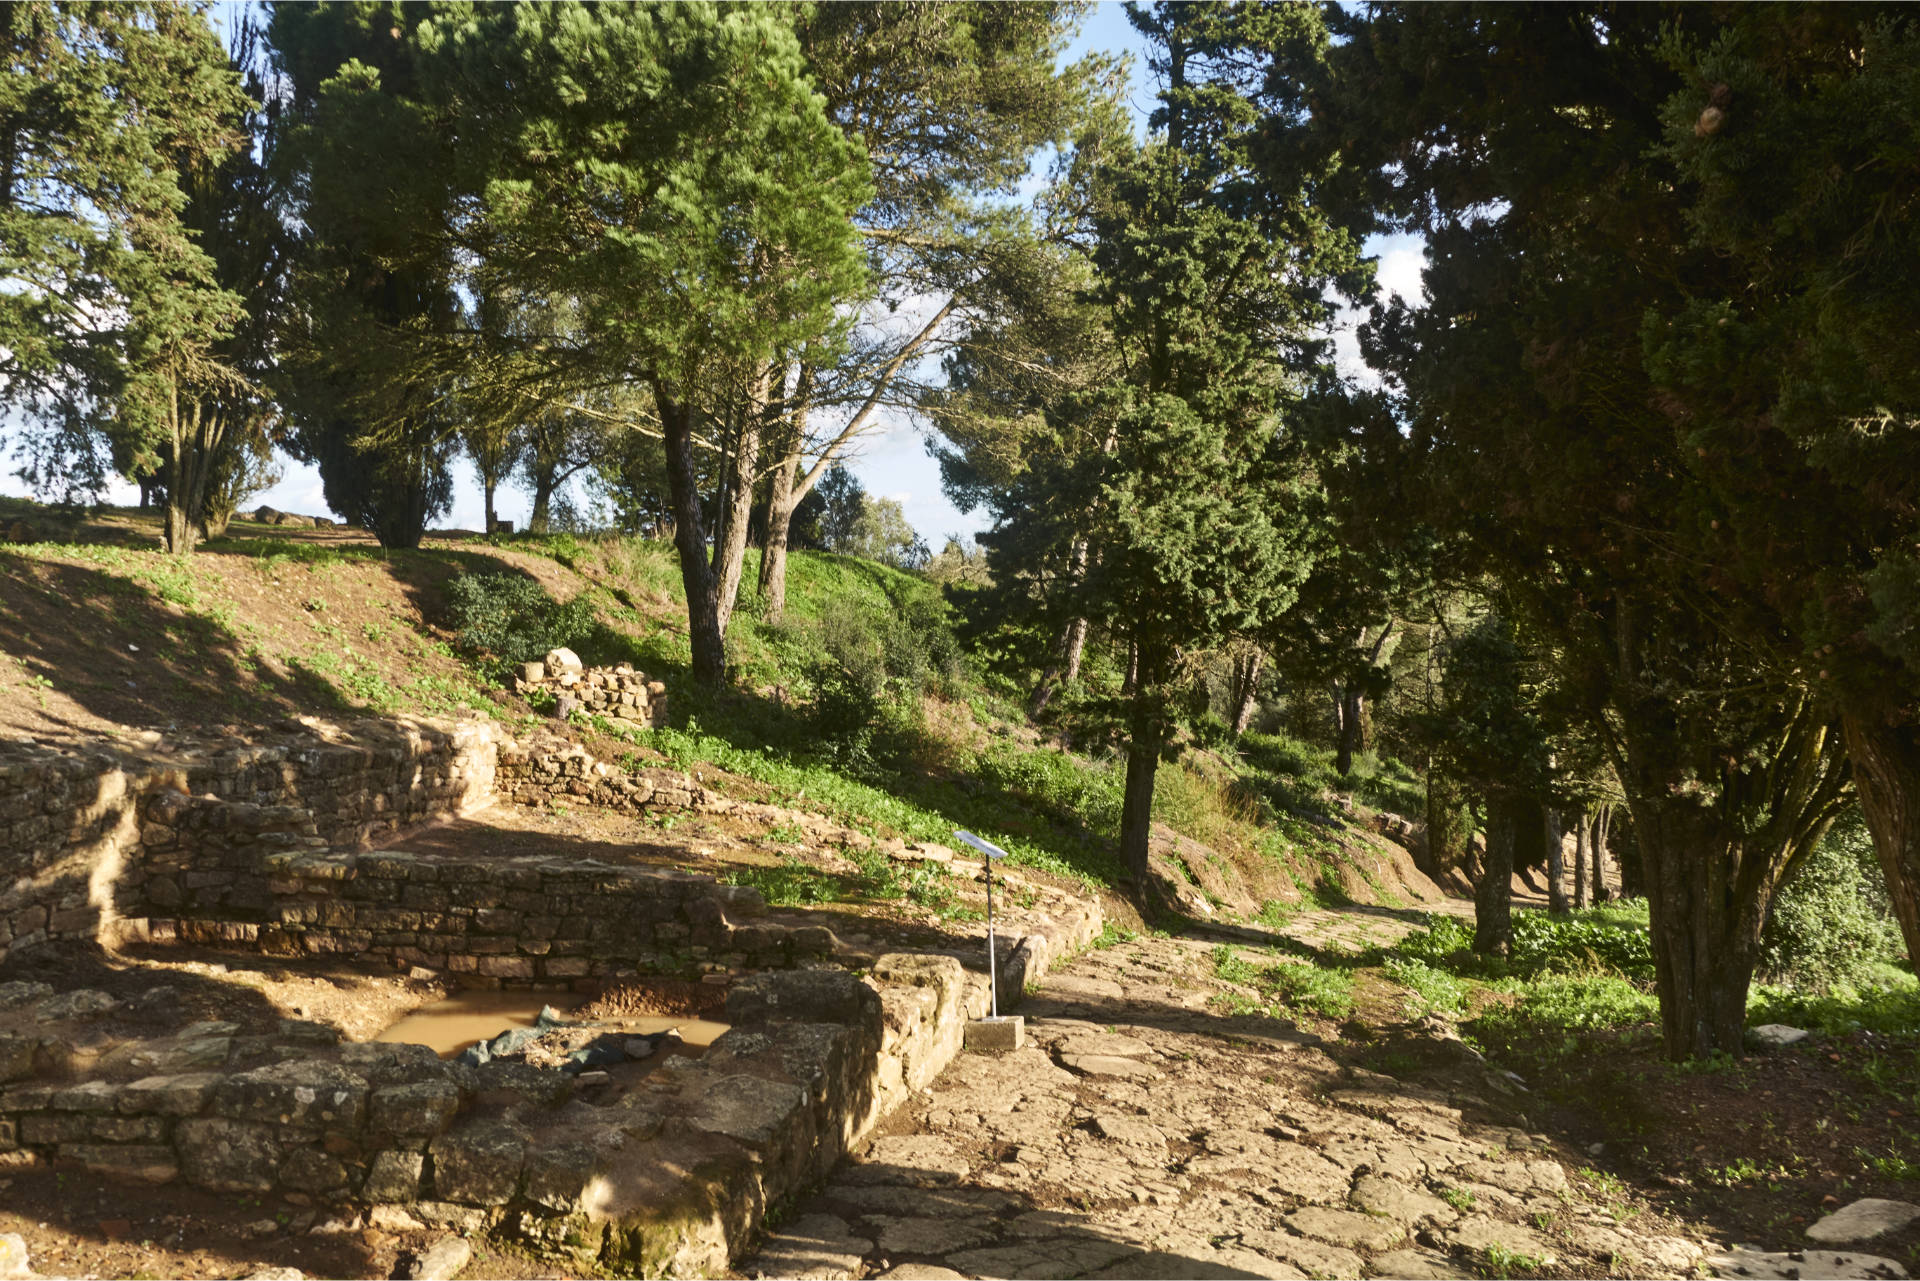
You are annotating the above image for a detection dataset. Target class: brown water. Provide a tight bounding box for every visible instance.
[373,990,728,1060]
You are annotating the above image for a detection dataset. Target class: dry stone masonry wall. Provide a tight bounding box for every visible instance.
[512,649,668,732]
[0,719,500,964]
[0,701,1110,1274]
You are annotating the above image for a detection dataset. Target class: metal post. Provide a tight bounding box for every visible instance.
[986,852,997,1019]
[955,830,1010,1019]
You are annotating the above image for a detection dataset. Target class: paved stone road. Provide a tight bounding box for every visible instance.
[741,912,1708,1280]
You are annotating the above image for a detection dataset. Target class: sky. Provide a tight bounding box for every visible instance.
[2,1,1426,544]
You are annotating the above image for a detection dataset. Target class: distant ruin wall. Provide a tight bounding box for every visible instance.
[0,716,737,966]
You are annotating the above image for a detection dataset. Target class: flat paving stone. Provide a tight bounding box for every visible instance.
[1808,1199,1920,1245]
[750,920,1716,1281]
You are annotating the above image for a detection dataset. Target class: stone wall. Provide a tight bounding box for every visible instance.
[0,719,502,965]
[145,845,830,985]
[511,656,667,732]
[0,955,1011,1276]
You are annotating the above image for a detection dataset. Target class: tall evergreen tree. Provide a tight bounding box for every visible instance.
[1296,4,1851,1056]
[977,2,1365,886]
[1651,5,1920,970]
[415,2,871,685]
[1,2,249,510]
[269,0,462,549]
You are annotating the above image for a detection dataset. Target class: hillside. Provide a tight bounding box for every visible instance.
[0,500,1436,923]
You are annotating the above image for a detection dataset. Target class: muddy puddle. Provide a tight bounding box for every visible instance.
[374,990,729,1065]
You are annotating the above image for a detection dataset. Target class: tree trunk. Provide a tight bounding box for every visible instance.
[530,468,555,534]
[760,301,950,619]
[1230,649,1264,735]
[1843,714,1920,969]
[656,385,726,687]
[758,365,812,624]
[1573,811,1591,909]
[1631,799,1775,1059]
[1029,539,1092,716]
[164,393,221,557]
[1474,792,1521,954]
[483,478,497,534]
[709,368,769,638]
[1546,807,1569,914]
[1120,696,1167,888]
[1335,685,1363,776]
[1619,726,1842,1060]
[1592,807,1613,902]
[1064,616,1088,684]
[1121,639,1140,696]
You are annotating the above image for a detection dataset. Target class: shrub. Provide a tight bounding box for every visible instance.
[444,572,599,674]
[1760,811,1902,993]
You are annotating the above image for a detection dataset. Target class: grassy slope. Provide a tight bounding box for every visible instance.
[0,505,1419,916]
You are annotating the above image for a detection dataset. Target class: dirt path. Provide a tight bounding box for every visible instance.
[742,908,1706,1281]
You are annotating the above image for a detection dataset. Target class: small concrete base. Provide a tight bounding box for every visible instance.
[965,1015,1025,1054]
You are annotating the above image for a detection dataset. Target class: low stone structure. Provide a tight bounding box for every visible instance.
[0,707,1108,1273]
[0,719,502,964]
[511,651,668,731]
[0,959,1009,1275]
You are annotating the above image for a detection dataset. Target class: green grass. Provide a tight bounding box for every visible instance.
[1210,944,1356,1020]
[1383,956,1471,1016]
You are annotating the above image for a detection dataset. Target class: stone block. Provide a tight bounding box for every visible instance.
[212,1060,367,1129]
[369,1081,461,1139]
[59,1142,178,1184]
[429,1121,528,1205]
[726,969,884,1041]
[22,1113,91,1144]
[963,1016,1025,1054]
[88,1114,167,1143]
[279,1147,351,1194]
[175,1116,282,1192]
[365,1149,424,1202]
[685,1074,809,1151]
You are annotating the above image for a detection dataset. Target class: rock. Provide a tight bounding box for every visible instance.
[368,1205,428,1231]
[404,1235,473,1281]
[1350,1174,1460,1227]
[34,989,118,1021]
[364,1151,425,1203]
[175,1117,283,1192]
[1748,1024,1811,1049]
[0,983,53,1012]
[1448,1216,1554,1262]
[687,1073,809,1150]
[876,1268,967,1281]
[868,1216,997,1256]
[212,1060,368,1128]
[848,1135,974,1186]
[1058,1053,1160,1079]
[0,1234,29,1281]
[1707,1248,1905,1280]
[369,1081,461,1138]
[429,1121,528,1205]
[410,1203,492,1234]
[1808,1199,1920,1245]
[747,1212,872,1279]
[543,647,584,674]
[1282,1206,1406,1251]
[516,662,545,684]
[1090,1115,1166,1149]
[242,1270,303,1281]
[1366,1249,1472,1279]
[1230,1230,1364,1279]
